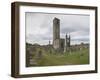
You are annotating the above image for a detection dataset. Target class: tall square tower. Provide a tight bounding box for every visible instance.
[53,17,60,50]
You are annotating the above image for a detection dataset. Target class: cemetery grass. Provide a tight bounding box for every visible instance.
[31,48,89,66]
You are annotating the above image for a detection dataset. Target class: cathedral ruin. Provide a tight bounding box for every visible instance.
[53,17,70,52]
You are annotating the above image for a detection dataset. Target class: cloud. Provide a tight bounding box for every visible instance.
[26,12,90,45]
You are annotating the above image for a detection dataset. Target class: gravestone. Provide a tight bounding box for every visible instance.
[36,50,43,59]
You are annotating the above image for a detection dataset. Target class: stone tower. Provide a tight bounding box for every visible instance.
[53,17,60,50]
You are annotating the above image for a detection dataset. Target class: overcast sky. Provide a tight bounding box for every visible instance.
[26,12,90,45]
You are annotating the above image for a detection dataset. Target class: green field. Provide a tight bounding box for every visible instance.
[29,48,89,66]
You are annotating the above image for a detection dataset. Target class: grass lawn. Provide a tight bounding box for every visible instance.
[31,48,89,66]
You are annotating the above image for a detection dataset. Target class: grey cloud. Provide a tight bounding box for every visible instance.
[26,12,90,45]
[71,37,89,42]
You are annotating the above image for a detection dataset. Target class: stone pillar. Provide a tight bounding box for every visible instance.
[64,34,71,52]
[68,35,70,47]
[64,34,68,52]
